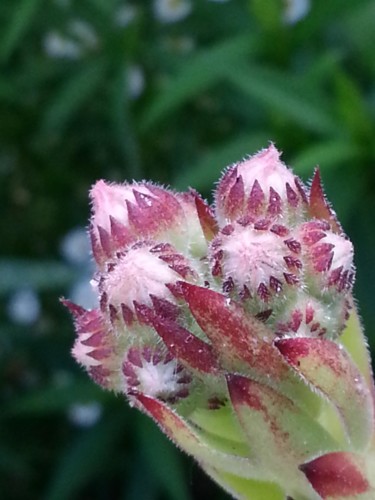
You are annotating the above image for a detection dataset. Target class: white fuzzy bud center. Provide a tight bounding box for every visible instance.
[220,225,287,291]
[101,246,180,310]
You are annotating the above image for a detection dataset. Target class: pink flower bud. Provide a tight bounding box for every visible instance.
[299,220,355,291]
[89,180,210,266]
[274,295,350,339]
[210,220,298,304]
[123,346,192,403]
[97,241,197,316]
[214,144,307,227]
[62,301,122,390]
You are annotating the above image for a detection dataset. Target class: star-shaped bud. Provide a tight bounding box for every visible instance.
[123,346,192,403]
[214,144,307,227]
[62,301,122,391]
[210,220,299,305]
[89,180,211,267]
[274,294,351,340]
[97,241,197,316]
[299,220,355,292]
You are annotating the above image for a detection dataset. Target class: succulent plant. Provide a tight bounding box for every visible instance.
[64,145,375,499]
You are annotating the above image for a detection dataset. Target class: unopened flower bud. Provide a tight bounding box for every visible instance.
[64,145,375,500]
[214,144,307,227]
[299,220,355,292]
[98,241,197,316]
[90,180,210,266]
[275,295,349,339]
[123,346,192,403]
[210,220,298,305]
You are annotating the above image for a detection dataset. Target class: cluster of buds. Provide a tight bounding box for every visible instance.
[64,145,375,499]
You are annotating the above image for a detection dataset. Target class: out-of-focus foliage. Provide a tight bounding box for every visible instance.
[1,1,375,499]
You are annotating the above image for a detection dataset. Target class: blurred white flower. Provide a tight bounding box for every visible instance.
[69,279,98,310]
[68,19,98,49]
[127,65,145,100]
[43,31,82,59]
[67,402,102,427]
[7,288,41,325]
[60,227,91,267]
[60,227,97,309]
[154,0,192,23]
[115,4,138,27]
[283,0,311,25]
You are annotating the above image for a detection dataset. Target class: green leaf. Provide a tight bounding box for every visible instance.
[341,1,375,56]
[340,308,375,392]
[227,66,340,135]
[249,0,282,31]
[333,69,374,138]
[135,394,262,480]
[174,132,270,192]
[204,466,285,500]
[277,337,374,451]
[0,259,77,296]
[141,35,256,131]
[227,375,339,498]
[0,0,40,62]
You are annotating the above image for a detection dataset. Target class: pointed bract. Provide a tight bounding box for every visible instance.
[309,169,341,233]
[227,374,337,499]
[300,452,371,498]
[276,337,375,450]
[214,144,308,226]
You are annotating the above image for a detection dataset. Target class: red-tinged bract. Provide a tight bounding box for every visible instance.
[64,145,375,500]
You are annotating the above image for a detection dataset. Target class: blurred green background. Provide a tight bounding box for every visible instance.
[1,0,375,499]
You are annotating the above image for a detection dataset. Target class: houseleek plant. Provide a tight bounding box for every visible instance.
[64,145,375,499]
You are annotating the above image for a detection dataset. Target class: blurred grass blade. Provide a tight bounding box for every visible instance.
[137,415,191,500]
[227,66,340,135]
[333,69,374,138]
[291,139,361,176]
[174,132,270,191]
[125,453,158,500]
[0,0,40,62]
[141,35,255,131]
[0,259,77,295]
[41,59,108,133]
[3,380,109,416]
[249,0,283,31]
[44,410,125,500]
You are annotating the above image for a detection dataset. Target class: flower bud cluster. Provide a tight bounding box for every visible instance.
[212,145,354,338]
[66,144,355,400]
[64,145,374,500]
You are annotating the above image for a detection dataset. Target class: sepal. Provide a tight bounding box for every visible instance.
[276,337,375,450]
[227,374,338,499]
